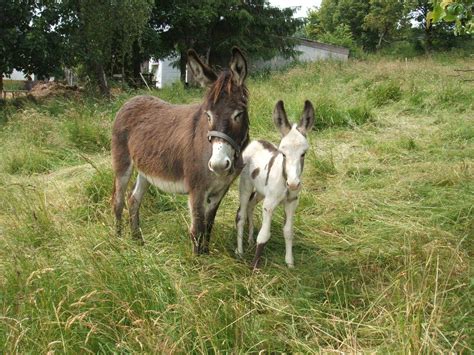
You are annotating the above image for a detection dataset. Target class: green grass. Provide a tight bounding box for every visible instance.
[1,55,473,353]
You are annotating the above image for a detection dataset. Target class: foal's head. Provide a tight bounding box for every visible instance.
[188,47,249,175]
[273,100,315,191]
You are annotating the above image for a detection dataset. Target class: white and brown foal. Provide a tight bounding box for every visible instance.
[236,100,315,268]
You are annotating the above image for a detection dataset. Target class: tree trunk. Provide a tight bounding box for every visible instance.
[179,50,187,84]
[376,30,386,50]
[95,62,110,97]
[424,26,433,52]
[131,40,142,87]
[0,75,3,95]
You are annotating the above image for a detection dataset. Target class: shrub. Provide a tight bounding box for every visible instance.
[318,24,365,58]
[367,81,402,106]
[65,111,110,152]
[314,99,373,129]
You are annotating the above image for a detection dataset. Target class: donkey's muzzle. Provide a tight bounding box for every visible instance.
[209,140,234,175]
[208,157,232,175]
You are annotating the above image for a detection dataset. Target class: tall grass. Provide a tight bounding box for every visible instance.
[1,55,473,352]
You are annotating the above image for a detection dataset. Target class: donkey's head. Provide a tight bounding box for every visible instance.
[188,47,249,175]
[273,100,315,191]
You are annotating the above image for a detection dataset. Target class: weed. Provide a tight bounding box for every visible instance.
[367,80,403,106]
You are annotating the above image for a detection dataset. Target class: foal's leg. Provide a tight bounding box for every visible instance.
[283,198,298,268]
[247,192,263,246]
[236,179,253,257]
[112,164,132,237]
[128,174,149,243]
[251,197,280,269]
[188,190,206,254]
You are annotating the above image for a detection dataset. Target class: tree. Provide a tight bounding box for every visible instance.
[428,0,474,35]
[305,7,324,39]
[363,0,406,49]
[317,0,380,50]
[151,0,302,81]
[0,1,63,92]
[57,0,155,96]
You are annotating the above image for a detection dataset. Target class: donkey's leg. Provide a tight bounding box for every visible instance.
[128,174,149,243]
[112,164,132,237]
[236,181,253,257]
[247,192,263,246]
[202,189,228,254]
[188,190,206,255]
[251,197,280,269]
[283,198,298,268]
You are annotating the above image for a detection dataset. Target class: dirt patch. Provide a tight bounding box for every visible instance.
[29,81,82,99]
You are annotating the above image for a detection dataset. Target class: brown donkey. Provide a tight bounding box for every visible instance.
[112,47,249,254]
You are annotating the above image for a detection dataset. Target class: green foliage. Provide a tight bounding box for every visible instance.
[378,40,423,58]
[367,80,403,106]
[317,24,364,57]
[428,0,474,34]
[313,98,374,128]
[0,1,63,90]
[64,112,110,153]
[317,0,379,50]
[363,0,407,49]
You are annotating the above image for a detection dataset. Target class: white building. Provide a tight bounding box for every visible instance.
[251,38,349,71]
[146,57,181,89]
[2,69,35,81]
[145,39,349,88]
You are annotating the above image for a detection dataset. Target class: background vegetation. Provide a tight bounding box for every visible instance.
[305,0,473,56]
[0,0,301,96]
[1,53,472,352]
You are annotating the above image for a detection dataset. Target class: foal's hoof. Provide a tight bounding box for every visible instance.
[286,263,295,269]
[251,258,262,271]
[132,235,145,245]
[234,249,244,259]
[133,238,145,246]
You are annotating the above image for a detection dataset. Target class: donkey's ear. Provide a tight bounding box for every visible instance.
[187,49,217,88]
[297,100,315,135]
[273,100,291,136]
[229,47,248,86]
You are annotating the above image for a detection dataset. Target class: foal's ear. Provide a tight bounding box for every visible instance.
[273,100,291,136]
[187,49,217,88]
[229,47,248,86]
[297,100,315,135]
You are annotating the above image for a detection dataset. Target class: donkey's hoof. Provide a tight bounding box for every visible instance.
[234,249,244,259]
[200,246,210,255]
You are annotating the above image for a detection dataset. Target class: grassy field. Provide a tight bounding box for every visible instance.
[0,55,473,353]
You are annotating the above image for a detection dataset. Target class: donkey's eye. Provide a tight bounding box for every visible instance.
[234,111,243,121]
[205,111,212,124]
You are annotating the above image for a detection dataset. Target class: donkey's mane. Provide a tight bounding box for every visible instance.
[207,70,249,105]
